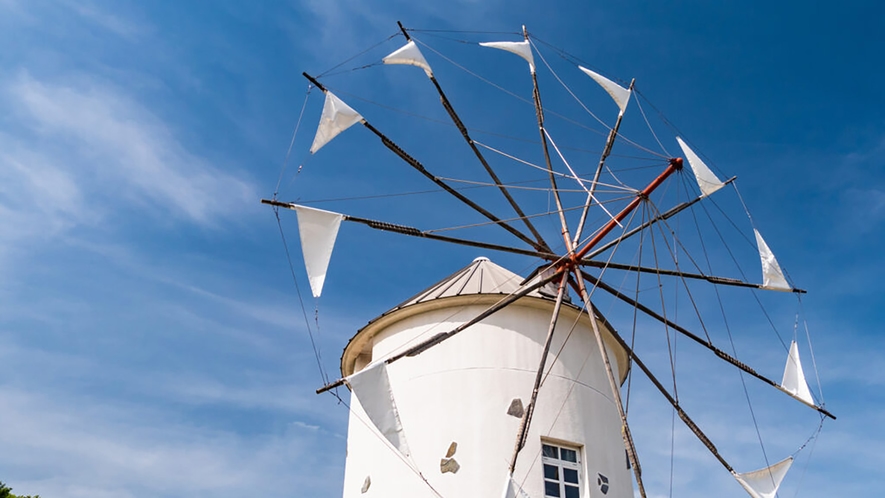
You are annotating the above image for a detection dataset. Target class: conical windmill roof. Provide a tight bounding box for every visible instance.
[340,257,628,380]
[390,256,555,310]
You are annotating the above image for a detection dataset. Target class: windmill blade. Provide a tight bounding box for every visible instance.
[261,199,556,260]
[479,39,535,73]
[781,340,815,405]
[578,66,632,115]
[267,202,344,298]
[346,361,412,458]
[309,91,365,154]
[733,457,793,498]
[754,229,792,291]
[675,137,726,197]
[382,39,433,77]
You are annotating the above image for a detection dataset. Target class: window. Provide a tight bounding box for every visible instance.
[541,442,582,498]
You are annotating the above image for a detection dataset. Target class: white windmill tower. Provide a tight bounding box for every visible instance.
[337,256,631,498]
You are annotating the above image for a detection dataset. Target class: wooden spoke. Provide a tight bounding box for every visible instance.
[579,259,807,294]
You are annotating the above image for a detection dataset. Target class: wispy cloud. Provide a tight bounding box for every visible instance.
[61,1,148,40]
[4,72,256,228]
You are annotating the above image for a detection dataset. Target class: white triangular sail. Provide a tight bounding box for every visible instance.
[479,40,535,73]
[578,66,632,115]
[675,137,726,197]
[501,476,531,498]
[782,340,815,405]
[346,362,411,458]
[291,204,344,298]
[733,457,793,498]
[309,91,364,154]
[753,229,792,291]
[382,40,433,78]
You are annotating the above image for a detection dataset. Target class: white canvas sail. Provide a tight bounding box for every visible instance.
[675,137,726,197]
[782,340,815,405]
[733,457,793,498]
[578,66,631,115]
[346,362,411,458]
[501,476,531,498]
[382,40,433,77]
[309,91,365,154]
[753,229,792,291]
[291,204,344,298]
[479,40,535,73]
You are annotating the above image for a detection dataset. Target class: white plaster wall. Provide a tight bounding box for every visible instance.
[341,300,632,498]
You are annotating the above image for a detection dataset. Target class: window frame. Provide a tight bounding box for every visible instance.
[540,441,583,498]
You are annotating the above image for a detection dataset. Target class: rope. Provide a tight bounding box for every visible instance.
[425,195,635,234]
[634,93,671,157]
[316,32,399,78]
[682,184,774,476]
[798,296,826,405]
[474,140,639,193]
[528,38,610,131]
[527,38,669,160]
[274,85,312,198]
[699,201,791,352]
[413,36,669,156]
[791,418,824,498]
[624,204,649,415]
[543,128,623,226]
[633,88,730,179]
[408,28,522,35]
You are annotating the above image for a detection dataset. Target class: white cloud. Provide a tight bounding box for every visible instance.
[4,72,256,228]
[0,386,344,498]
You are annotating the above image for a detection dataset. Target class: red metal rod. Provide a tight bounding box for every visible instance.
[574,158,682,260]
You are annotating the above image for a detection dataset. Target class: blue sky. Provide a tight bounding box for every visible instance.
[0,1,883,497]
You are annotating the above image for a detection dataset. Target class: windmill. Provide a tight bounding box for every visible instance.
[262,22,832,498]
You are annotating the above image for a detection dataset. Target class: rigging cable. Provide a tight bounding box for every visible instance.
[668,177,683,498]
[797,295,826,405]
[317,85,662,162]
[271,83,332,386]
[632,88,733,180]
[624,203,649,415]
[411,35,664,159]
[634,90,672,157]
[274,85,313,199]
[682,174,775,480]
[424,195,635,234]
[527,38,669,160]
[695,190,791,352]
[316,32,400,78]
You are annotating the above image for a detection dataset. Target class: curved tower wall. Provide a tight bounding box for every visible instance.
[340,294,632,498]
